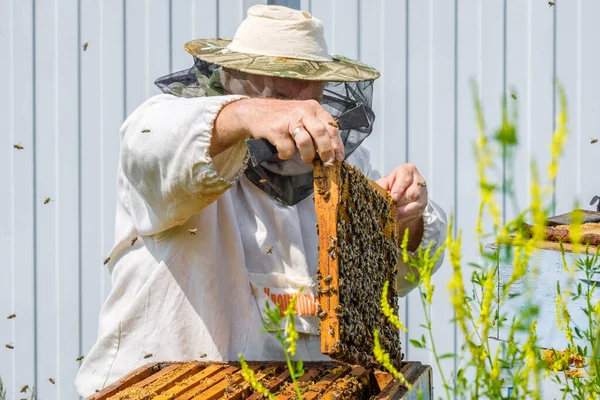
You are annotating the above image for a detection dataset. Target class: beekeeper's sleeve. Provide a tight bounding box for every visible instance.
[119,94,248,236]
[346,146,448,297]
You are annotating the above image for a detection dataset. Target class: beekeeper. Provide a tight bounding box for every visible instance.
[76,5,447,397]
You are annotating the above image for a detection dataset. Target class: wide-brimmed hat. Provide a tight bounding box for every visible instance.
[184,5,380,82]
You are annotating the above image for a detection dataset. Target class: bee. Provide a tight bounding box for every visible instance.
[144,353,153,359]
[334,305,343,312]
[319,288,330,295]
[188,228,198,235]
[199,353,207,358]
[20,385,29,393]
[328,325,334,336]
[318,310,327,319]
[7,314,16,319]
[329,286,338,294]
[83,42,89,51]
[131,237,138,246]
[225,386,235,393]
[103,257,111,265]
[96,389,100,393]
[259,178,267,184]
[13,144,24,150]
[323,275,332,284]
[511,93,517,100]
[591,138,598,144]
[328,121,339,129]
[141,129,151,133]
[43,197,51,204]
[330,391,341,399]
[548,1,555,6]
[6,344,14,349]
[76,355,84,361]
[49,378,55,384]
[266,246,274,254]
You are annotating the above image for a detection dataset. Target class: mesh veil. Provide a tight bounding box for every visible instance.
[155,58,376,206]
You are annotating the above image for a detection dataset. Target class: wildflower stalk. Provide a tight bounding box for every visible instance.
[240,291,304,400]
[239,355,276,400]
[372,329,413,390]
[416,285,452,399]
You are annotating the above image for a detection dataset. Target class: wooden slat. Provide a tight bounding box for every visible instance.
[109,362,203,400]
[313,160,342,355]
[88,363,172,400]
[301,365,351,400]
[190,365,258,400]
[275,367,323,400]
[175,366,240,400]
[373,362,430,400]
[152,364,224,400]
[219,367,275,400]
[105,363,182,400]
[320,366,371,400]
[373,371,394,392]
[245,370,291,400]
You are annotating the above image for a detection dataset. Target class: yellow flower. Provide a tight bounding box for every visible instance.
[380,281,407,332]
[373,329,413,390]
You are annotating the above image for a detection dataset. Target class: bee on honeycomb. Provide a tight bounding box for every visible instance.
[315,161,403,370]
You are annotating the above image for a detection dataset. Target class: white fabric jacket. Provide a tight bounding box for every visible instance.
[75,94,447,397]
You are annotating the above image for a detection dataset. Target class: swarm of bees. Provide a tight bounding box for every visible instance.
[315,161,403,370]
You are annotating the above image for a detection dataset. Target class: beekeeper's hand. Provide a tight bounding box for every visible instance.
[376,163,428,251]
[212,98,344,164]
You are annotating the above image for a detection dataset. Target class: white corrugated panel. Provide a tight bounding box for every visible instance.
[1,0,597,398]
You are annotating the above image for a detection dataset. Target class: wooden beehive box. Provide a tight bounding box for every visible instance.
[491,221,600,397]
[313,160,402,368]
[88,361,431,400]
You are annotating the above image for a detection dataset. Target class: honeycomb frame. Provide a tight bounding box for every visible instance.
[313,160,402,369]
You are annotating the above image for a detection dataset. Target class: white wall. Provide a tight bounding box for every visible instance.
[1,0,598,398]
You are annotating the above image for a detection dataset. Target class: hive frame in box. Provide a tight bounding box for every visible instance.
[88,361,432,400]
[313,160,402,367]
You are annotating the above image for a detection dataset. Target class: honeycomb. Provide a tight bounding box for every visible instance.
[313,160,403,370]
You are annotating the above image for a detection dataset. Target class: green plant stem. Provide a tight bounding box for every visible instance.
[277,334,302,400]
[418,287,452,399]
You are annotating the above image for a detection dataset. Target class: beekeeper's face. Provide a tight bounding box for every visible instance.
[221,68,325,102]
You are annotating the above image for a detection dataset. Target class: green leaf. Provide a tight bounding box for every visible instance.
[296,360,304,377]
[438,353,456,360]
[409,339,424,349]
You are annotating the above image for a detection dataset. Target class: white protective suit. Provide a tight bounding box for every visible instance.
[75,94,447,397]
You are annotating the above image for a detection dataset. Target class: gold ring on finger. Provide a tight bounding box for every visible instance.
[417,181,427,188]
